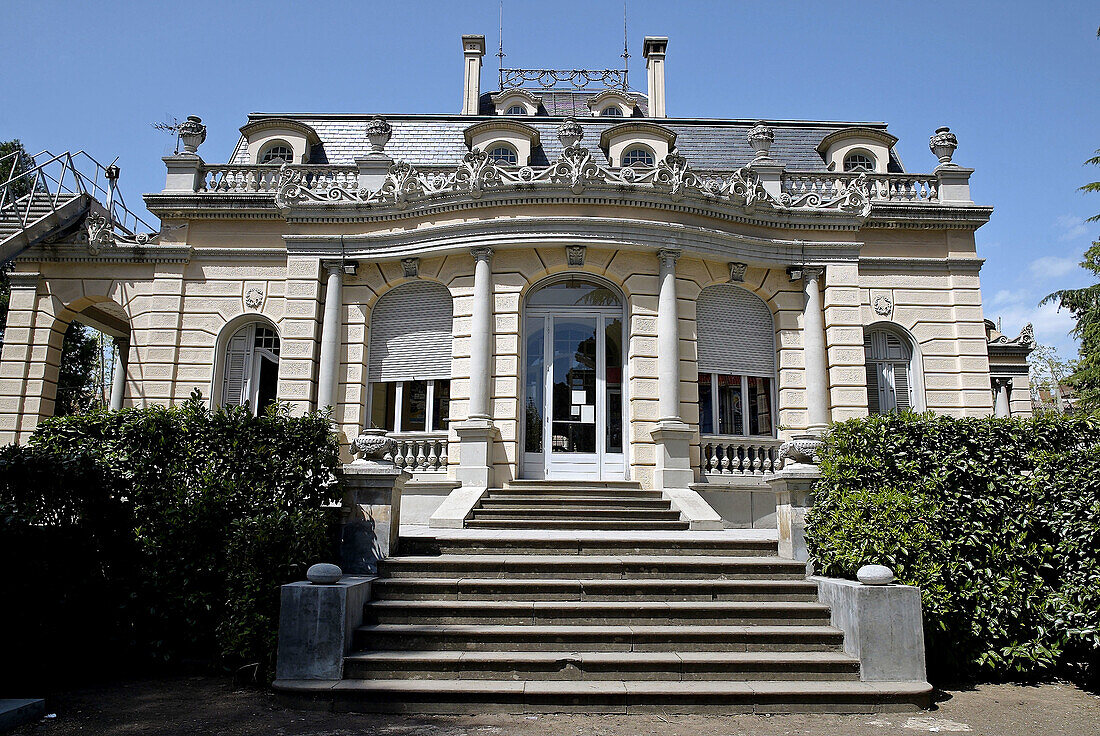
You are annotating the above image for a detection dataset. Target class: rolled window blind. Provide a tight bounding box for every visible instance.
[696,284,775,376]
[369,281,454,382]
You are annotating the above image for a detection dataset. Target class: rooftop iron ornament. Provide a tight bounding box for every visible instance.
[499,67,629,91]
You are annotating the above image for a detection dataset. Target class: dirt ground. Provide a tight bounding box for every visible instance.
[10,675,1100,736]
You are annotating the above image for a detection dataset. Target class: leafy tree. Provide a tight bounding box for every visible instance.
[0,138,38,200]
[1041,151,1100,412]
[54,322,101,416]
[1029,343,1073,412]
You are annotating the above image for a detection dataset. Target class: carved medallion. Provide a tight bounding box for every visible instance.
[873,294,893,316]
[244,287,264,309]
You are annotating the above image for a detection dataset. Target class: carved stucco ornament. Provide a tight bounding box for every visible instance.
[747,121,775,160]
[244,287,264,309]
[566,245,585,267]
[728,262,747,283]
[556,117,584,148]
[872,294,893,316]
[178,115,207,154]
[402,257,419,278]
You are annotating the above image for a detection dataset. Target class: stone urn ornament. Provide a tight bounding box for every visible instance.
[929,126,958,165]
[366,116,393,153]
[747,121,775,161]
[351,427,394,464]
[557,117,584,148]
[778,433,824,468]
[178,115,207,155]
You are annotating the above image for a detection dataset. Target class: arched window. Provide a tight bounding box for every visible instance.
[222,322,280,414]
[259,143,294,165]
[864,326,914,413]
[696,285,776,436]
[487,144,518,165]
[622,146,655,167]
[368,281,454,433]
[505,105,527,115]
[843,152,875,172]
[600,106,624,117]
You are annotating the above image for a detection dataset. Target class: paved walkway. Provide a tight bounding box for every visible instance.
[12,676,1098,735]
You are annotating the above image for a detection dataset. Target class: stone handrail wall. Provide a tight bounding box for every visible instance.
[700,435,785,477]
[197,164,358,194]
[782,171,939,204]
[385,431,449,474]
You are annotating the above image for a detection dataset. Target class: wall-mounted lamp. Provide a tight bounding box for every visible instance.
[342,260,359,276]
[786,266,803,281]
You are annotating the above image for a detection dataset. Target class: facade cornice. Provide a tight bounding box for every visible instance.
[15,243,193,264]
[281,215,864,267]
[862,203,993,230]
[858,256,984,273]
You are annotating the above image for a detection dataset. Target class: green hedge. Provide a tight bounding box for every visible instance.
[0,393,342,688]
[806,412,1100,682]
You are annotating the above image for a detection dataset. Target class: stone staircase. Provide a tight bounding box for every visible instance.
[0,191,87,260]
[278,481,930,713]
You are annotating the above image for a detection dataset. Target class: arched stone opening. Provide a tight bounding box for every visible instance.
[46,296,132,417]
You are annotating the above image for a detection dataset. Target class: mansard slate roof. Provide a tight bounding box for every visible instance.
[229,91,904,172]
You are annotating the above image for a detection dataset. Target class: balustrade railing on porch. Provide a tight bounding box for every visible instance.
[699,436,784,479]
[385,431,449,475]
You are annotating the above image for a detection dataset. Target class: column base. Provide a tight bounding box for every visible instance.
[651,419,695,491]
[454,417,499,490]
[766,465,821,561]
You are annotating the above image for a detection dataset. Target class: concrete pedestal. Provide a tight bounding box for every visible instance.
[454,418,498,489]
[339,462,408,574]
[275,576,374,681]
[768,464,820,561]
[651,420,695,491]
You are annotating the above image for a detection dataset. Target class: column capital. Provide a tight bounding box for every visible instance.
[470,246,494,262]
[321,259,358,276]
[801,265,825,282]
[656,248,681,268]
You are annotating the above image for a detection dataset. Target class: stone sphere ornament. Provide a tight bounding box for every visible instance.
[306,563,342,585]
[857,564,896,585]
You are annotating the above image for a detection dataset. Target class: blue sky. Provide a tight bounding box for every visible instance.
[3,1,1097,355]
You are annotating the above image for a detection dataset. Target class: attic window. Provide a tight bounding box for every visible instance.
[600,107,624,117]
[487,144,518,165]
[843,152,875,172]
[622,146,655,167]
[260,144,294,165]
[505,105,527,116]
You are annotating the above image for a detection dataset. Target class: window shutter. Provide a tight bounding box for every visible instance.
[894,362,911,411]
[369,281,454,382]
[223,329,252,406]
[697,284,775,377]
[865,362,881,415]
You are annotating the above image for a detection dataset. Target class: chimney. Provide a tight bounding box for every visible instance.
[642,36,668,118]
[461,35,486,115]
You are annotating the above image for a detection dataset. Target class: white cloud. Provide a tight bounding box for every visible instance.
[1028,255,1079,279]
[1055,214,1090,242]
[990,289,1016,306]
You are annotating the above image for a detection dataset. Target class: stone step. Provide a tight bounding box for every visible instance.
[371,577,817,602]
[478,495,672,507]
[377,554,808,580]
[342,650,862,681]
[354,623,846,652]
[487,489,665,499]
[398,535,778,557]
[363,599,833,626]
[470,507,682,520]
[464,518,691,530]
[274,678,931,714]
[503,480,644,490]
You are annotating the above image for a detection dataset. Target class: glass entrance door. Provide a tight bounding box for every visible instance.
[522,310,625,480]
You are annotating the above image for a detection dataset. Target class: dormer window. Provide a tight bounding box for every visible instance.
[844,152,875,172]
[487,144,519,165]
[490,89,541,116]
[587,89,635,118]
[260,143,294,165]
[600,107,624,117]
[505,105,527,116]
[622,146,655,167]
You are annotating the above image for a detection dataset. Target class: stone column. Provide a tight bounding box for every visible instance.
[993,377,1012,418]
[802,267,830,434]
[316,262,345,411]
[109,338,128,411]
[650,248,694,490]
[455,246,498,489]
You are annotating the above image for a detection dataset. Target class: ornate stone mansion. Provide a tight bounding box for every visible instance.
[0,32,1037,713]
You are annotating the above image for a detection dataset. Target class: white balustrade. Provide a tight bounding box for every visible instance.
[197,165,358,194]
[781,171,939,204]
[385,432,449,475]
[699,436,784,478]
